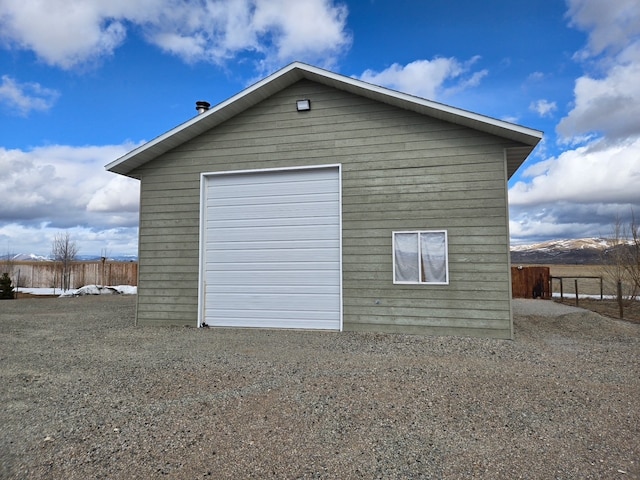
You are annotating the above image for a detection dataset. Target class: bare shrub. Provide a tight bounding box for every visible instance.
[601,212,639,300]
[51,232,79,291]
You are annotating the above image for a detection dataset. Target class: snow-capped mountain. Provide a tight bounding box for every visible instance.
[9,253,50,262]
[510,237,628,264]
[6,253,138,262]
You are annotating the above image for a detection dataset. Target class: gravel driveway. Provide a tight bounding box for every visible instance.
[1,296,638,479]
[512,298,589,316]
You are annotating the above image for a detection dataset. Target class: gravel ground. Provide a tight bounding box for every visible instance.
[1,296,638,479]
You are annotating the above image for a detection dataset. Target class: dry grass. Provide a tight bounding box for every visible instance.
[522,264,640,324]
[553,297,640,324]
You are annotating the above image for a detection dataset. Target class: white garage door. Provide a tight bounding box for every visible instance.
[201,166,342,330]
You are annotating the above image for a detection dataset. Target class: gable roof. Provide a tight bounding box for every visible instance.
[106,61,542,177]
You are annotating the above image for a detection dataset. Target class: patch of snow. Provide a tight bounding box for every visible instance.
[552,293,639,301]
[114,285,137,295]
[19,285,137,296]
[61,285,119,296]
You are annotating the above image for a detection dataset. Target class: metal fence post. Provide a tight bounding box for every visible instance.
[618,280,623,319]
[600,277,603,300]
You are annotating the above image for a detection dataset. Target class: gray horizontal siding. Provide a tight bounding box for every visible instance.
[132,79,519,337]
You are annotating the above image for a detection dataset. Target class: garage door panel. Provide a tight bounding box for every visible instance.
[206,193,338,208]
[207,307,340,319]
[206,225,340,242]
[208,171,337,188]
[209,168,336,189]
[208,182,339,200]
[203,166,341,330]
[207,239,337,250]
[206,270,339,286]
[208,192,338,208]
[213,293,339,310]
[204,314,339,330]
[206,218,340,232]
[208,169,337,187]
[206,308,338,330]
[212,284,340,295]
[205,247,339,263]
[207,202,339,221]
[207,261,339,271]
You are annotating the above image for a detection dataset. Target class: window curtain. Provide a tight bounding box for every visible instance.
[421,232,447,283]
[394,233,419,282]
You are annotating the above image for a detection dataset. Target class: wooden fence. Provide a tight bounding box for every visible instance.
[3,261,138,289]
[511,266,551,299]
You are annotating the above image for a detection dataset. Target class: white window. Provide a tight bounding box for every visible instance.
[393,230,449,284]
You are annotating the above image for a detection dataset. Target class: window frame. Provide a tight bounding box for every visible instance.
[392,230,449,285]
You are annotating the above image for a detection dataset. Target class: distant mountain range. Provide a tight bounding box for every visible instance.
[3,238,631,265]
[510,237,630,264]
[8,253,138,262]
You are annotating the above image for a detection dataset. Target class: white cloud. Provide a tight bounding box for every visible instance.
[87,176,140,213]
[527,71,546,82]
[558,0,640,142]
[151,33,209,62]
[252,0,350,68]
[510,138,640,206]
[0,0,350,70]
[357,57,488,100]
[557,56,640,140]
[509,138,640,243]
[149,0,352,72]
[566,0,640,58]
[0,223,139,257]
[529,99,557,118]
[509,199,637,245]
[0,144,140,230]
[0,0,131,69]
[509,209,611,244]
[0,75,60,115]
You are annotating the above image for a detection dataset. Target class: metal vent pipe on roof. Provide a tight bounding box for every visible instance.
[196,101,211,114]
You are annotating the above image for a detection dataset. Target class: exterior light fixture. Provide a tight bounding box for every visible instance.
[296,99,311,111]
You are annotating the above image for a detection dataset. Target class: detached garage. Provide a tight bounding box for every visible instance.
[107,62,542,339]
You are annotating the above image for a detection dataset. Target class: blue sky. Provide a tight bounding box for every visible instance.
[1,0,639,256]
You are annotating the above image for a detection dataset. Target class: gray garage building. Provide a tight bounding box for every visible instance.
[107,62,542,339]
